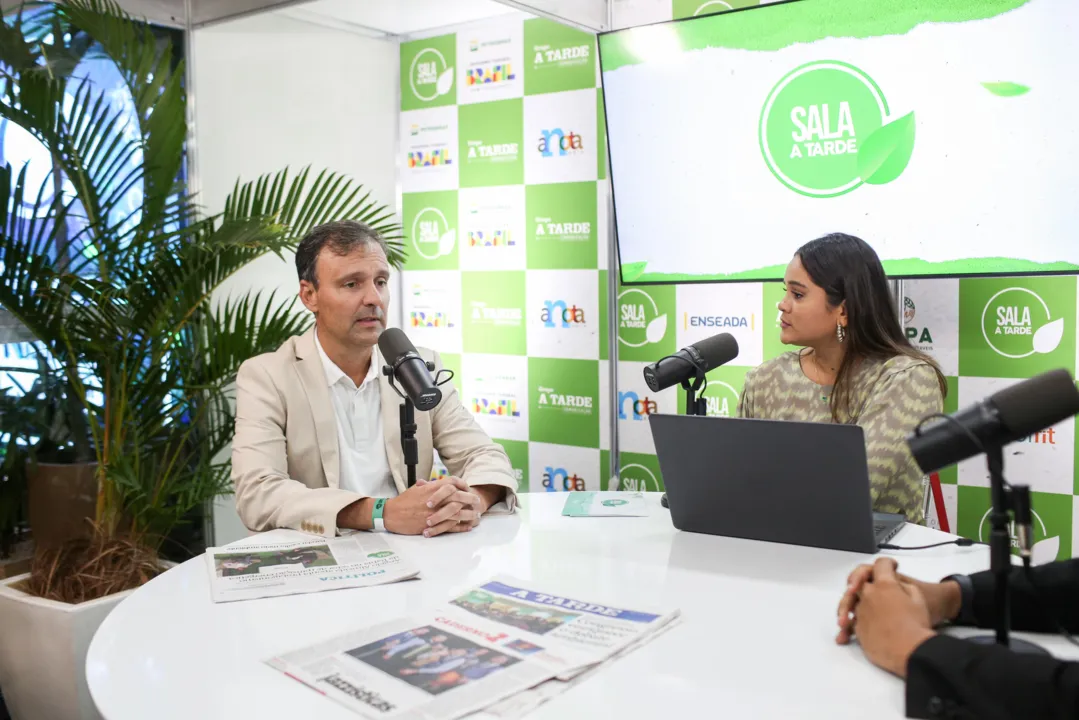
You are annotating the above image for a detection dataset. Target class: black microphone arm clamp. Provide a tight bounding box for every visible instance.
[383,362,455,489]
[661,352,709,509]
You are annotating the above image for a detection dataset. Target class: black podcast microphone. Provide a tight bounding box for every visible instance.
[907,368,1079,474]
[643,333,740,392]
[377,328,442,411]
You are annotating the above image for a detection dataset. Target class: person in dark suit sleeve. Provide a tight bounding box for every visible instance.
[835,556,1079,720]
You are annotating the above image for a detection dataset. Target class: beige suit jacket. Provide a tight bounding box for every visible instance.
[231,328,518,537]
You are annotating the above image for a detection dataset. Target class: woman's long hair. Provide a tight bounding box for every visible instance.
[797,233,947,423]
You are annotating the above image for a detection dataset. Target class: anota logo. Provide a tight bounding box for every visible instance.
[618,391,658,421]
[538,128,584,157]
[978,507,1060,565]
[410,48,453,102]
[609,463,661,492]
[411,208,455,260]
[980,288,1064,358]
[760,60,915,198]
[542,466,585,492]
[618,288,667,348]
[541,300,586,328]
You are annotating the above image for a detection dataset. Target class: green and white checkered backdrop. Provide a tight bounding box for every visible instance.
[399,5,1079,560]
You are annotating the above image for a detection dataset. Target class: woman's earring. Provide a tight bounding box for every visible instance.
[837,322,846,343]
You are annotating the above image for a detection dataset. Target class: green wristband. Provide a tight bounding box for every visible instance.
[371,498,387,532]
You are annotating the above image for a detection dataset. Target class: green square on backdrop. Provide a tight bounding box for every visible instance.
[956,486,1072,563]
[677,365,750,417]
[958,276,1076,378]
[617,284,677,362]
[461,271,527,355]
[526,182,598,269]
[402,191,459,271]
[459,99,524,187]
[524,18,597,95]
[437,352,462,394]
[672,0,761,19]
[603,450,665,492]
[495,439,530,493]
[529,357,600,448]
[401,34,456,110]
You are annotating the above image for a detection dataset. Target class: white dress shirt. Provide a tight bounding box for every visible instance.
[314,330,399,500]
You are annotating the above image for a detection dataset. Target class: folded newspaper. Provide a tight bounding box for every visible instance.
[206,534,419,603]
[266,574,679,720]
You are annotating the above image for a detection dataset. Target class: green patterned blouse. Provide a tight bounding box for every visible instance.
[738,351,944,524]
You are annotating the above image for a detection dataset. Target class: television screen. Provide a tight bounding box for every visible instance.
[599,0,1079,284]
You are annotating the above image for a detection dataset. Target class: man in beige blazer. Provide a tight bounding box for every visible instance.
[232,221,517,539]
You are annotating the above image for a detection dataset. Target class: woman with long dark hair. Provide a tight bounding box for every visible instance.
[739,233,946,523]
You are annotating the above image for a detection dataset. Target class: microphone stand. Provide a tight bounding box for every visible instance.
[383,361,452,489]
[661,366,708,509]
[965,442,1048,655]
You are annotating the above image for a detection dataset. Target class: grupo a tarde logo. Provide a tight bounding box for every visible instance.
[759,60,915,198]
[981,287,1064,359]
[618,288,668,348]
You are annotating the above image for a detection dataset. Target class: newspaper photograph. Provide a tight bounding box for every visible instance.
[266,575,679,720]
[206,534,419,603]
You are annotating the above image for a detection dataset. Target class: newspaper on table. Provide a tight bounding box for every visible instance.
[561,491,649,517]
[266,574,680,720]
[206,534,419,603]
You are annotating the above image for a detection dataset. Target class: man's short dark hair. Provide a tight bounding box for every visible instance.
[295,220,389,287]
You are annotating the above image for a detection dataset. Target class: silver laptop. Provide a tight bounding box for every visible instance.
[649,414,905,554]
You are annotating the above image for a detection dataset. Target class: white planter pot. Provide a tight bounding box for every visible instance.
[0,574,135,720]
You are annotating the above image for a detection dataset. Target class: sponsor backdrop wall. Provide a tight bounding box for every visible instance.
[608,0,1079,561]
[399,14,612,497]
[402,2,1079,561]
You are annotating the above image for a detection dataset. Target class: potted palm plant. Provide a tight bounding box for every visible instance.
[0,2,405,718]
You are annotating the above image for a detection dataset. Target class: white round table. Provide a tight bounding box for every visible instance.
[86,494,1079,719]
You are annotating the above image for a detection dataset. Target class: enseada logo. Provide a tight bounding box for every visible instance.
[411,207,455,260]
[980,287,1064,358]
[410,47,454,102]
[760,60,915,198]
[618,288,668,348]
[977,507,1060,565]
[683,313,754,330]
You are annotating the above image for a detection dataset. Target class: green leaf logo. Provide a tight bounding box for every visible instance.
[981,82,1029,97]
[621,261,648,282]
[857,111,915,186]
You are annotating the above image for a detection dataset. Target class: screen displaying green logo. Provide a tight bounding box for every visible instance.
[526,182,597,269]
[617,285,675,361]
[760,60,914,198]
[529,358,599,448]
[401,35,456,110]
[402,191,458,270]
[959,277,1076,377]
[459,99,524,187]
[462,271,527,355]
